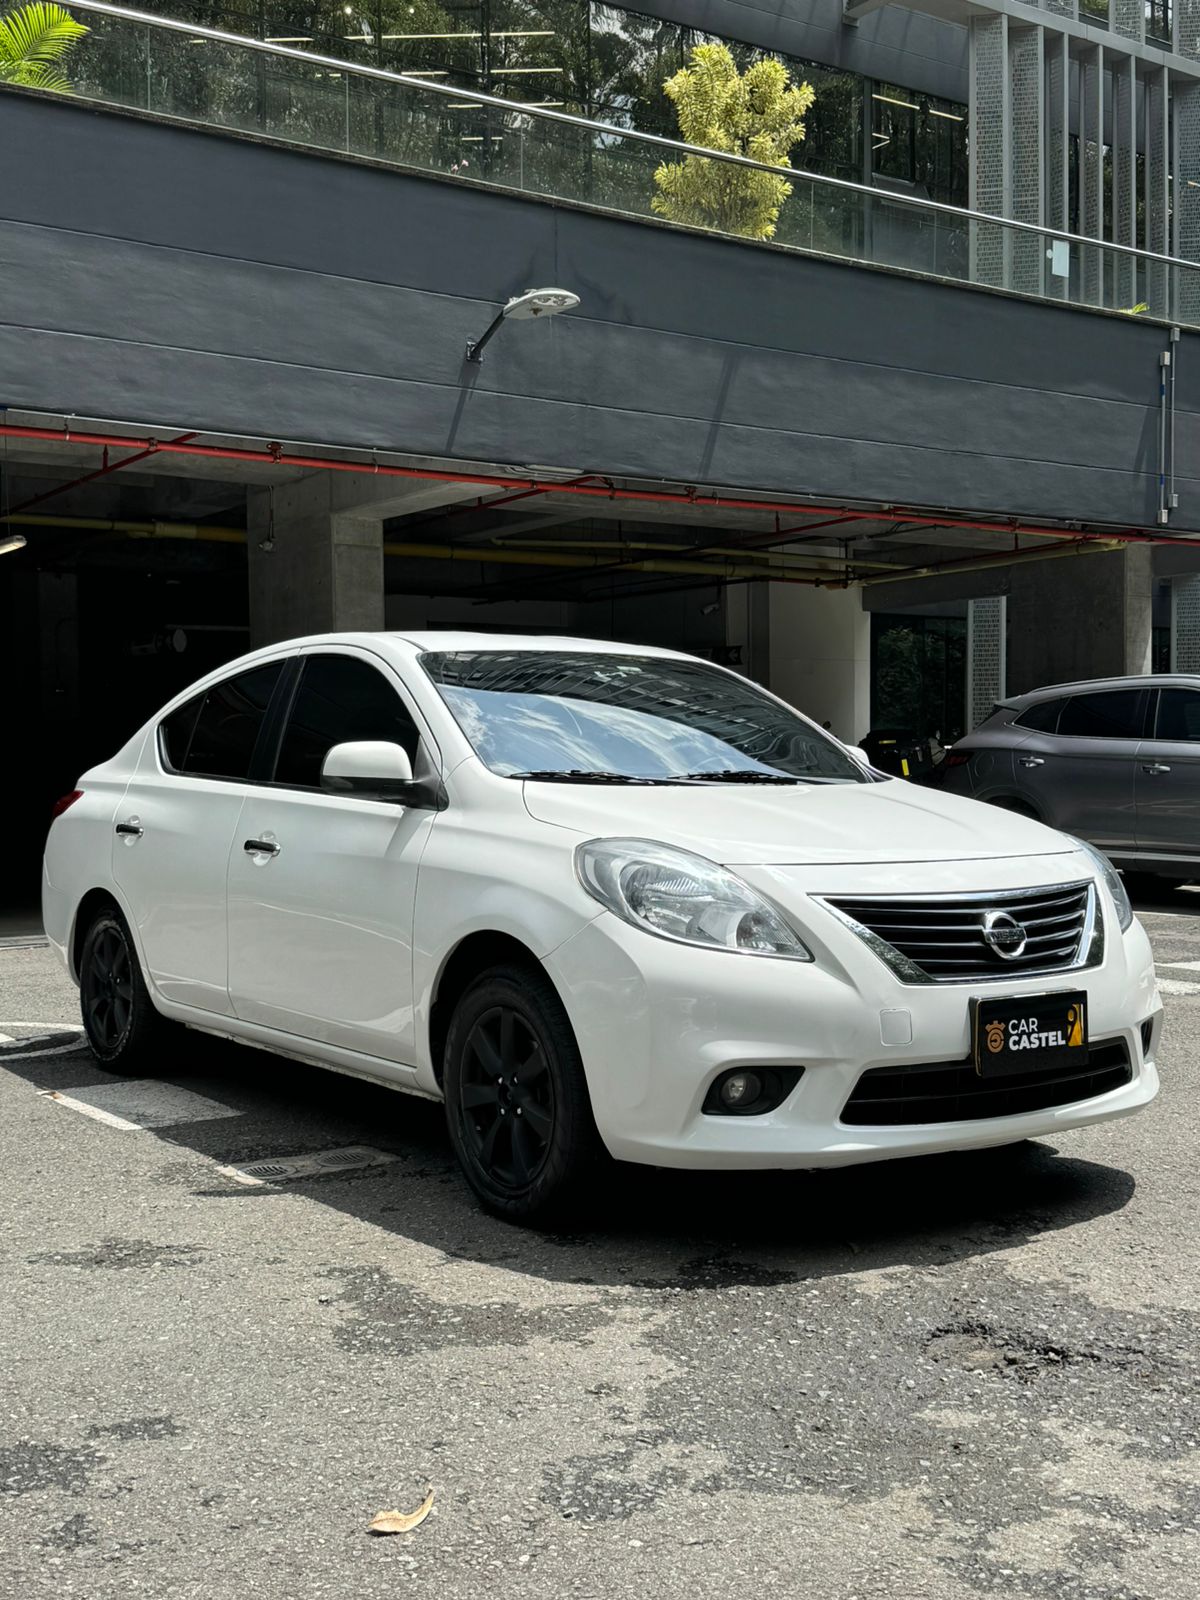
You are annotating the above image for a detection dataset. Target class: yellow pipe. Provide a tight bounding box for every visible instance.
[498,537,898,571]
[2,512,246,542]
[381,539,834,584]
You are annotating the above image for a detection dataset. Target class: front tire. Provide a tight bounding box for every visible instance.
[79,906,168,1072]
[443,963,605,1224]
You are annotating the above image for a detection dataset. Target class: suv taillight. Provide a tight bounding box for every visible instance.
[943,750,971,769]
[51,789,83,820]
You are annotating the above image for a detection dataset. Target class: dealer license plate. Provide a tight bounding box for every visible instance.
[970,991,1088,1077]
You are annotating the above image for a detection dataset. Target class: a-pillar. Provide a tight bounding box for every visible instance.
[1005,546,1153,694]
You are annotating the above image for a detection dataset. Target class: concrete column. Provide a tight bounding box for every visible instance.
[966,596,1007,729]
[1005,546,1153,693]
[247,476,384,645]
[768,584,871,746]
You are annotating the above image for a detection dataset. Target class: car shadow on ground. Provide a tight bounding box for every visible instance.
[5,1030,1138,1291]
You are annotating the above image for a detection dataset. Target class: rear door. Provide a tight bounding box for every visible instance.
[112,658,287,1015]
[225,647,438,1065]
[1029,687,1147,851]
[1135,685,1200,864]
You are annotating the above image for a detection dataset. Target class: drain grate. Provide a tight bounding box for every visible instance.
[216,1146,400,1186]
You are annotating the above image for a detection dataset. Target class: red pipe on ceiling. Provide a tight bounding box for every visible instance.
[0,422,1194,548]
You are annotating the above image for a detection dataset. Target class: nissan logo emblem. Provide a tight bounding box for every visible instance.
[982,909,1028,960]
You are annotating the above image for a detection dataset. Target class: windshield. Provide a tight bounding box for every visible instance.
[420,651,868,784]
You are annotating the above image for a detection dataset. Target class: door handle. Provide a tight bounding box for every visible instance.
[1018,756,1045,769]
[243,837,281,857]
[1142,763,1172,775]
[114,819,143,839]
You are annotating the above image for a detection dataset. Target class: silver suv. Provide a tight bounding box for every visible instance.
[942,674,1200,887]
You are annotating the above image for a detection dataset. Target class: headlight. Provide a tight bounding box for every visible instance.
[1068,836,1133,932]
[575,838,812,960]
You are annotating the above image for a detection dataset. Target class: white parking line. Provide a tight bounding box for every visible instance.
[41,1080,241,1129]
[1155,977,1200,996]
[1158,959,1200,971]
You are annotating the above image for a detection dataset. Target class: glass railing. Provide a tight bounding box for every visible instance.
[21,0,1200,330]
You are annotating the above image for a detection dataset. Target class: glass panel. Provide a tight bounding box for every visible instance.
[1014,698,1066,734]
[1155,688,1200,741]
[1057,690,1145,740]
[184,663,284,779]
[1146,0,1173,42]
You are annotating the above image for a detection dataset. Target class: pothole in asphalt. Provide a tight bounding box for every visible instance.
[925,1318,1154,1383]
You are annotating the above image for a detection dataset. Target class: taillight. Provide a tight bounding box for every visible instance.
[51,789,84,821]
[943,751,971,769]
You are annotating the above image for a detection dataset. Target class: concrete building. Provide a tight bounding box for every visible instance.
[4,0,1200,909]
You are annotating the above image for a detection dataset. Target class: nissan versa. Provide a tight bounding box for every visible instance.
[42,634,1161,1221]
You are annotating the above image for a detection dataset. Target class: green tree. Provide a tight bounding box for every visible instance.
[0,1,88,92]
[652,42,813,240]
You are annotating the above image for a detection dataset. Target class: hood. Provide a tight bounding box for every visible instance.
[522,777,1075,867]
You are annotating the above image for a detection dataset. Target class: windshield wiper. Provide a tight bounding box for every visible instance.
[681,769,809,784]
[510,769,686,785]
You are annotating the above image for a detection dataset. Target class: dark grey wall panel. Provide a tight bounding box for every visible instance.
[0,93,1193,531]
[634,0,968,104]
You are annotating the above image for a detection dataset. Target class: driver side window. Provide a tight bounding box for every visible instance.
[274,655,421,789]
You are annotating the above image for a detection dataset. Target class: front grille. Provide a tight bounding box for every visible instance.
[824,881,1095,983]
[840,1039,1132,1127]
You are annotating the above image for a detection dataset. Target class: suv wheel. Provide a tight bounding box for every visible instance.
[443,963,605,1223]
[79,906,169,1072]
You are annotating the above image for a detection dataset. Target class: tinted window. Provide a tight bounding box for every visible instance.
[174,662,283,779]
[1013,697,1067,733]
[1155,687,1200,742]
[275,655,420,788]
[160,694,202,770]
[421,651,867,783]
[1057,690,1145,740]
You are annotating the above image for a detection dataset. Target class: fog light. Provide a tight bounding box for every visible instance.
[720,1071,762,1108]
[702,1066,804,1116]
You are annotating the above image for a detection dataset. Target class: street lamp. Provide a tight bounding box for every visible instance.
[0,532,26,556]
[466,287,581,363]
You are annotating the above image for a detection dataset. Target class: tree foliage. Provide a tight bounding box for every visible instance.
[652,43,814,240]
[0,2,88,93]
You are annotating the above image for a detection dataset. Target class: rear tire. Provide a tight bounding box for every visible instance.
[79,906,169,1073]
[443,963,606,1224]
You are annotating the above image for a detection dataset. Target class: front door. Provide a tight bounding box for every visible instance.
[226,649,437,1064]
[1024,687,1147,852]
[112,658,285,1016]
[1135,685,1200,866]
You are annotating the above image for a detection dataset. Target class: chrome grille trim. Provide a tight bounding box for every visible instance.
[819,879,1101,985]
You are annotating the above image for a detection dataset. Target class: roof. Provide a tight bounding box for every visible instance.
[382,632,693,658]
[1000,673,1200,705]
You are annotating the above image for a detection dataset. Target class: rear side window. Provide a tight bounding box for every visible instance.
[1155,687,1200,742]
[1013,697,1066,733]
[274,654,420,789]
[163,662,283,779]
[1057,690,1145,740]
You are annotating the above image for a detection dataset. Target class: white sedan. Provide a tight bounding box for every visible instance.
[42,633,1160,1221]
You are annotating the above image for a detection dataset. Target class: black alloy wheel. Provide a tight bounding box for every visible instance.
[444,964,605,1223]
[79,906,167,1071]
[459,1005,556,1190]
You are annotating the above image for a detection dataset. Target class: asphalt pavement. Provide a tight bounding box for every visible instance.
[1,890,1197,1599]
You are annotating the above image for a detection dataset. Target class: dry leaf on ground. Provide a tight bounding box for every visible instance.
[367,1487,435,1536]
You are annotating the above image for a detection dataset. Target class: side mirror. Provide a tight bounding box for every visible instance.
[321,740,414,800]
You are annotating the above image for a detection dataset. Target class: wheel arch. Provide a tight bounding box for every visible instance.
[428,931,561,1087]
[70,887,123,983]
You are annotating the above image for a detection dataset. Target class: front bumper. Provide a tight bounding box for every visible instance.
[545,857,1160,1170]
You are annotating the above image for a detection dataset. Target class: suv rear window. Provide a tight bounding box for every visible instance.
[1057,689,1145,740]
[1013,697,1066,733]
